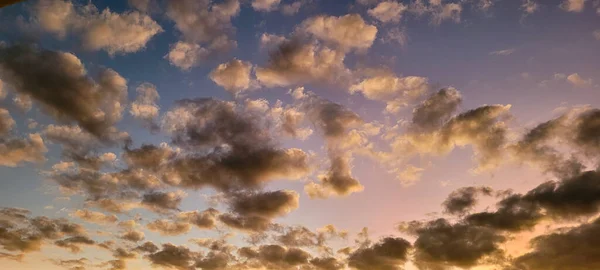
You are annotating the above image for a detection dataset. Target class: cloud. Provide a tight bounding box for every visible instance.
[510,217,600,270]
[442,186,493,216]
[146,219,191,236]
[165,0,240,70]
[368,1,408,23]
[54,236,95,253]
[177,208,220,229]
[32,0,163,55]
[348,237,412,270]
[120,230,145,242]
[161,98,311,190]
[147,243,201,269]
[72,209,118,224]
[595,30,600,40]
[0,133,47,167]
[561,0,587,12]
[255,38,350,87]
[402,218,506,269]
[382,27,409,47]
[489,48,516,56]
[305,153,364,199]
[566,73,593,87]
[522,0,539,14]
[141,191,186,213]
[350,74,430,113]
[130,82,160,128]
[229,190,300,219]
[408,0,463,25]
[209,59,255,95]
[0,45,128,141]
[281,1,304,15]
[411,87,462,132]
[252,0,281,11]
[239,244,312,269]
[0,109,15,136]
[300,14,378,50]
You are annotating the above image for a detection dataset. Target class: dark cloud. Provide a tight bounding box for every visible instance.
[229,190,299,219]
[162,98,311,191]
[133,241,159,254]
[141,191,185,213]
[348,237,411,270]
[147,243,201,270]
[242,244,312,269]
[465,193,543,232]
[442,186,493,216]
[54,236,95,253]
[120,230,145,242]
[510,217,600,270]
[195,251,232,269]
[403,218,506,269]
[310,257,345,270]
[219,214,273,232]
[0,45,128,141]
[412,87,462,132]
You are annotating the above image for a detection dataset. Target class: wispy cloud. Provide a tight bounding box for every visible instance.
[489,48,516,56]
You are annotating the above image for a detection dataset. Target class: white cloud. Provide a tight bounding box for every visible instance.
[210,59,255,95]
[350,74,430,113]
[165,41,208,70]
[301,14,378,50]
[368,1,408,23]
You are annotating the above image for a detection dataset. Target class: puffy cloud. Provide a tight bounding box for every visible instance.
[442,186,493,216]
[408,0,462,25]
[411,87,462,131]
[134,241,159,253]
[130,82,160,128]
[510,217,600,270]
[0,108,15,135]
[566,73,592,87]
[305,153,364,199]
[177,208,220,229]
[209,59,255,95]
[300,14,378,50]
[402,218,506,269]
[219,214,273,232]
[281,1,304,15]
[240,244,312,268]
[368,1,408,23]
[348,237,412,270]
[147,243,201,269]
[141,191,186,213]
[32,0,162,55]
[0,133,47,167]
[164,41,208,70]
[165,0,240,69]
[0,45,128,141]
[161,98,311,191]
[256,39,350,87]
[72,209,118,224]
[54,235,96,253]
[561,0,587,12]
[146,219,191,236]
[120,230,145,242]
[229,190,299,219]
[252,0,281,11]
[350,74,430,113]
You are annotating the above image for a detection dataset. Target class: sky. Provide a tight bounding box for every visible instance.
[0,0,599,269]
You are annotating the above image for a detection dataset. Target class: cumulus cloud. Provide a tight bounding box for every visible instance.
[165,0,240,70]
[209,59,255,95]
[177,208,220,229]
[350,73,430,113]
[522,0,539,14]
[368,1,408,23]
[72,209,118,224]
[255,38,350,87]
[443,186,493,216]
[510,217,600,270]
[402,218,506,269]
[561,0,587,12]
[130,82,160,128]
[0,45,128,141]
[141,191,186,213]
[0,133,47,167]
[146,219,191,236]
[408,0,463,25]
[300,14,378,50]
[32,0,162,55]
[120,230,144,242]
[348,237,411,270]
[147,243,201,269]
[566,73,593,87]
